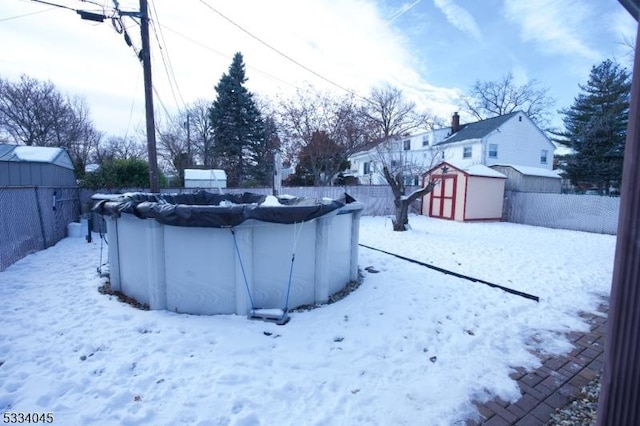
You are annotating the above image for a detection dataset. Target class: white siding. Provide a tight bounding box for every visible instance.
[482,113,554,169]
[346,113,553,184]
[442,139,483,168]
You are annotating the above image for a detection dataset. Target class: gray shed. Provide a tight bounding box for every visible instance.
[0,144,76,187]
[490,164,561,193]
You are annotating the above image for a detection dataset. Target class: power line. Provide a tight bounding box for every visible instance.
[158,22,302,92]
[28,0,76,12]
[28,0,109,21]
[123,65,142,141]
[149,2,185,110]
[197,0,371,104]
[0,7,58,23]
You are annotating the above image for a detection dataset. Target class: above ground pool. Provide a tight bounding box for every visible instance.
[93,191,363,316]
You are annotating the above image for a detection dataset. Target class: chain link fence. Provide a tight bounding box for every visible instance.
[0,187,81,272]
[3,185,617,272]
[504,191,620,235]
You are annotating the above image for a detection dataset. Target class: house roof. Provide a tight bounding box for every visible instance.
[435,111,520,146]
[0,144,74,170]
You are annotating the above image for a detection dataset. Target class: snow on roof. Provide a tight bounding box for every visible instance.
[184,169,227,180]
[464,164,507,178]
[494,164,561,178]
[13,146,61,163]
[439,161,506,178]
[85,163,100,173]
[553,143,575,156]
[0,144,74,170]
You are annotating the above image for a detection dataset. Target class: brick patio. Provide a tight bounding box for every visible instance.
[467,303,608,425]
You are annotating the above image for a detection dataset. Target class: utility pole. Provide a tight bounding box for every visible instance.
[139,0,159,192]
[32,0,160,192]
[185,113,191,168]
[273,151,281,196]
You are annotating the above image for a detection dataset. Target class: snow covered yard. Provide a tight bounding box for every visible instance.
[0,215,615,426]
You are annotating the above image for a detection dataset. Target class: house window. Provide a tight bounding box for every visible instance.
[390,160,398,168]
[463,146,472,159]
[422,136,429,147]
[403,175,419,186]
[363,161,371,174]
[489,144,498,159]
[541,149,548,164]
[403,139,411,151]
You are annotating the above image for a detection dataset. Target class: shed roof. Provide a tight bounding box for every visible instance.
[184,169,227,180]
[491,164,561,178]
[464,164,507,178]
[0,144,74,170]
[435,112,520,146]
[425,162,506,179]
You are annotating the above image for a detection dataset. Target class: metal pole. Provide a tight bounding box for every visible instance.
[186,113,191,168]
[140,0,159,193]
[596,19,640,426]
[273,151,281,196]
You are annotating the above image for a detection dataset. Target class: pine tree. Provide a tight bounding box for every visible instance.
[557,59,631,194]
[209,52,265,187]
[246,115,280,186]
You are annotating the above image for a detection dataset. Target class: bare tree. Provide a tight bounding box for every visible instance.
[94,136,146,164]
[184,98,215,167]
[461,72,554,129]
[157,118,189,185]
[0,75,88,147]
[59,97,102,175]
[0,74,101,173]
[277,86,369,186]
[361,85,437,231]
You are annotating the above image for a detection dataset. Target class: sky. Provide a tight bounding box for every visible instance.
[0,0,636,140]
[0,213,615,425]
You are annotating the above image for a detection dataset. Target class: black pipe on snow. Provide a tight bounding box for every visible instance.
[359,243,539,302]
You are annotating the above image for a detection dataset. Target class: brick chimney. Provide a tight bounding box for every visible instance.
[451,112,460,133]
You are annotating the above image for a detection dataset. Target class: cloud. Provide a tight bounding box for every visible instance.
[502,0,600,61]
[388,0,423,23]
[433,0,482,40]
[606,7,637,67]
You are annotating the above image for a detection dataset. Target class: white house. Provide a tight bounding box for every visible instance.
[347,111,556,185]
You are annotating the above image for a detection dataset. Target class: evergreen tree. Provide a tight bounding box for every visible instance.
[556,59,631,194]
[208,52,266,187]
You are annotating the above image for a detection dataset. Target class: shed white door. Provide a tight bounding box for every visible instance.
[429,175,456,220]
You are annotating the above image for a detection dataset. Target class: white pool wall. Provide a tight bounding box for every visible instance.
[105,202,362,315]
